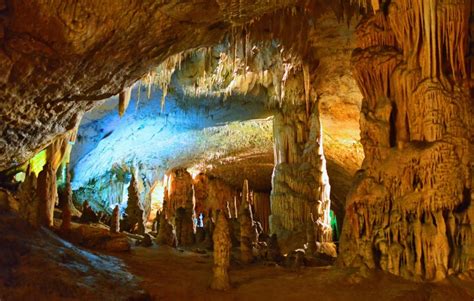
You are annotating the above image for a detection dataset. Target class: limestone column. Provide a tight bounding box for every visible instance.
[240,179,254,264]
[210,211,231,290]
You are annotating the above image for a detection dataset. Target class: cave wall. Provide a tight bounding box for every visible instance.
[339,2,474,281]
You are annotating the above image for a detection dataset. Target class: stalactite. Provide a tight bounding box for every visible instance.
[118,87,131,117]
[340,1,473,280]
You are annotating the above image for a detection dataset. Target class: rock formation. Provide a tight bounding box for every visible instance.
[125,173,145,235]
[193,173,236,220]
[37,162,56,227]
[240,179,254,264]
[157,203,177,248]
[252,192,271,233]
[164,168,194,246]
[110,205,120,234]
[270,73,333,249]
[152,209,161,233]
[268,234,284,263]
[60,202,72,232]
[210,211,231,291]
[175,207,195,247]
[0,1,471,293]
[80,200,99,224]
[58,164,75,214]
[17,167,40,227]
[339,4,473,281]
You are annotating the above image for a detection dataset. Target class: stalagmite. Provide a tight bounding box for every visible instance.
[125,173,145,235]
[18,166,40,227]
[80,200,99,223]
[37,162,55,227]
[60,194,72,232]
[210,211,231,291]
[157,202,177,247]
[240,179,254,264]
[110,205,120,234]
[58,163,76,216]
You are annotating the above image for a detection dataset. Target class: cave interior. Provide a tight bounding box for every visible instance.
[0,0,473,300]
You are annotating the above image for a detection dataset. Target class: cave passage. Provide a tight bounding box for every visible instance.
[0,1,473,300]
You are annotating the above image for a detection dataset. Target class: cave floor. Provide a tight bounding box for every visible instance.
[1,212,473,301]
[114,246,474,301]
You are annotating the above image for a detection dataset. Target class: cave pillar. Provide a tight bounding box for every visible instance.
[240,179,254,263]
[339,5,473,280]
[18,165,40,227]
[37,133,72,227]
[166,168,195,246]
[270,72,333,249]
[252,192,271,233]
[210,211,231,290]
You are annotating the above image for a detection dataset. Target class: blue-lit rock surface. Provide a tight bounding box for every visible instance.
[70,87,273,212]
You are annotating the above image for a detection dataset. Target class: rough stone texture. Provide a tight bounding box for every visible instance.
[156,204,177,248]
[164,168,195,246]
[0,0,309,171]
[110,205,120,234]
[124,173,145,235]
[1,2,363,226]
[251,192,271,233]
[270,73,333,250]
[175,207,195,247]
[339,5,474,281]
[57,163,80,217]
[240,179,254,264]
[60,205,72,232]
[37,162,56,227]
[164,169,193,218]
[210,211,231,291]
[194,173,237,219]
[17,170,40,226]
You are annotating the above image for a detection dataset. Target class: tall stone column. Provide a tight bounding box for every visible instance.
[240,179,254,263]
[165,168,195,246]
[339,3,473,280]
[270,73,333,249]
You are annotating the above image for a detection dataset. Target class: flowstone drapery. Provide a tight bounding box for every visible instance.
[339,3,473,281]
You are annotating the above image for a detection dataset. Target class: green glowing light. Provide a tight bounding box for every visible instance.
[29,150,47,176]
[330,210,339,240]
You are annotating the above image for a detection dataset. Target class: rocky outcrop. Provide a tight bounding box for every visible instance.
[339,4,473,281]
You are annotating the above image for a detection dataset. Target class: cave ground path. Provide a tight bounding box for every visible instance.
[112,246,474,301]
